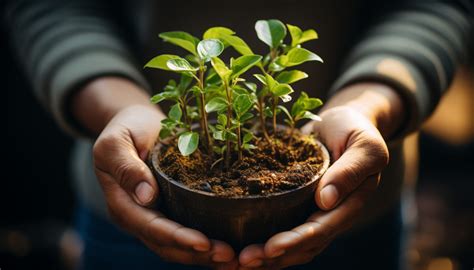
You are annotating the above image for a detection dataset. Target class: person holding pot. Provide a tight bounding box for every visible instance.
[4,0,472,269]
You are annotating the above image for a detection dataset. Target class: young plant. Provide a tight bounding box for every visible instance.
[252,20,322,138]
[279,91,323,145]
[145,19,324,169]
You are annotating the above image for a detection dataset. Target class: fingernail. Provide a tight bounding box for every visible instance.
[320,185,339,209]
[245,259,263,267]
[212,253,230,262]
[135,182,154,205]
[269,249,285,258]
[193,244,210,252]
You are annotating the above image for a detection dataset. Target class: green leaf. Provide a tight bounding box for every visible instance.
[299,29,318,44]
[178,132,199,156]
[268,61,285,72]
[222,35,254,55]
[286,24,303,47]
[284,47,323,67]
[203,27,235,40]
[213,130,225,141]
[150,91,179,104]
[231,55,262,79]
[287,24,318,46]
[265,73,278,90]
[253,74,267,85]
[232,85,248,96]
[211,57,231,82]
[243,143,257,150]
[300,111,322,121]
[243,132,253,143]
[255,19,287,48]
[166,58,198,72]
[159,31,199,55]
[168,103,182,121]
[159,127,173,140]
[244,82,257,92]
[271,83,294,97]
[277,105,292,121]
[233,94,253,116]
[203,27,253,55]
[144,54,180,70]
[240,112,254,122]
[263,106,273,117]
[205,97,228,113]
[197,39,224,62]
[178,73,193,92]
[291,92,323,116]
[225,131,238,142]
[217,114,227,126]
[275,70,308,84]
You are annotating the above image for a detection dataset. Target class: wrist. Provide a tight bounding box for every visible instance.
[71,76,163,136]
[322,82,405,139]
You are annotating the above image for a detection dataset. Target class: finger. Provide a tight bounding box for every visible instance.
[270,250,317,269]
[96,169,211,252]
[209,240,236,263]
[239,244,265,267]
[316,130,388,210]
[146,245,214,266]
[263,220,330,259]
[310,174,379,233]
[263,175,379,262]
[94,124,158,206]
[301,120,320,135]
[142,240,235,267]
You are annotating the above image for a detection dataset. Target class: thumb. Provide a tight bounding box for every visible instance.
[315,129,388,210]
[93,108,161,207]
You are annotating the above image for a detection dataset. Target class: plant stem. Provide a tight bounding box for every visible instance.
[237,123,242,161]
[180,98,190,130]
[288,120,295,146]
[257,96,271,143]
[198,67,212,155]
[224,81,233,169]
[272,97,278,135]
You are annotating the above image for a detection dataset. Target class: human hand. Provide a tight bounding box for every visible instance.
[75,77,237,269]
[237,83,404,269]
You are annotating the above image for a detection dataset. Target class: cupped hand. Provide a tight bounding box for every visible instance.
[91,97,237,268]
[237,82,403,269]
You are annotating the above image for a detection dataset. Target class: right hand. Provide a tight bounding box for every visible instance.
[77,78,236,268]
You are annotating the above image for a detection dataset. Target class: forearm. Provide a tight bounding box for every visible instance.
[71,77,164,136]
[322,83,404,140]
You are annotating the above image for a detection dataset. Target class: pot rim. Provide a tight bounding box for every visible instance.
[151,134,330,200]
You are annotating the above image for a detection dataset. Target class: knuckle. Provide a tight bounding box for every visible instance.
[340,165,362,188]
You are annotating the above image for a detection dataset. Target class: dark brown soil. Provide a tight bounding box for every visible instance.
[157,130,325,197]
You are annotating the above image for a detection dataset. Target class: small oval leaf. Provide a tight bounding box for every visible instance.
[275,70,308,84]
[231,54,262,79]
[178,132,199,156]
[205,97,228,113]
[159,31,199,55]
[166,58,198,72]
[197,39,224,62]
[255,19,287,48]
[144,54,180,70]
[284,47,323,67]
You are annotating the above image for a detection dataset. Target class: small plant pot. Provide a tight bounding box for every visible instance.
[150,134,330,250]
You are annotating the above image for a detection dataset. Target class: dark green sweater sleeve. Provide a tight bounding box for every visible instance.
[331,0,473,138]
[4,0,149,137]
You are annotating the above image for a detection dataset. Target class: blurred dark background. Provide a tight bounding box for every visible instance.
[1,6,473,270]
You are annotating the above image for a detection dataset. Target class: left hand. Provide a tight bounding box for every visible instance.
[237,82,404,269]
